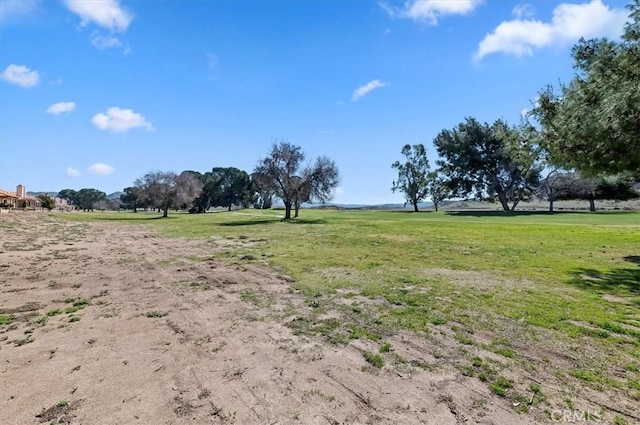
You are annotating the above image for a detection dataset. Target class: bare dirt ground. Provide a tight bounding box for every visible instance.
[0,213,635,424]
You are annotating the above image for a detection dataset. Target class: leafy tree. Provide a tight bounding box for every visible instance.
[434,118,542,211]
[532,1,640,175]
[253,141,340,220]
[75,188,107,211]
[207,167,254,211]
[391,144,431,212]
[427,170,450,212]
[57,189,77,206]
[134,171,203,217]
[120,186,143,212]
[37,194,56,210]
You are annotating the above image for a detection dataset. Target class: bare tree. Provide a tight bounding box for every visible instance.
[253,142,340,220]
[135,171,203,218]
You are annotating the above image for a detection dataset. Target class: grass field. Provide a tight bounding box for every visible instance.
[62,208,640,408]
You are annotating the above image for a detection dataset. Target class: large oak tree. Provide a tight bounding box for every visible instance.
[434,118,542,211]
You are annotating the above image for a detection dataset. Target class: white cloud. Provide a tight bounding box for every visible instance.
[91,32,122,49]
[0,0,39,20]
[92,107,154,133]
[512,4,535,19]
[63,0,133,32]
[352,80,387,102]
[475,0,628,61]
[382,0,483,25]
[66,167,80,178]
[0,64,40,88]
[88,163,115,176]
[46,101,76,115]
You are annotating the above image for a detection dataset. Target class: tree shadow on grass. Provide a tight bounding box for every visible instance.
[91,215,178,221]
[216,218,327,227]
[445,210,575,218]
[445,210,637,218]
[568,256,640,295]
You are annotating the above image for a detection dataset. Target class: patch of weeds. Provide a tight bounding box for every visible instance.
[529,383,546,405]
[31,315,49,327]
[494,347,516,358]
[489,376,513,397]
[430,316,448,325]
[72,298,91,307]
[240,290,261,306]
[47,308,63,316]
[72,283,82,289]
[570,369,600,383]
[145,310,168,318]
[68,315,81,322]
[65,306,80,314]
[490,339,516,358]
[0,314,15,325]
[379,342,392,353]
[57,400,69,408]
[454,332,474,345]
[14,335,35,346]
[614,416,628,425]
[564,398,574,409]
[348,325,381,341]
[363,351,384,369]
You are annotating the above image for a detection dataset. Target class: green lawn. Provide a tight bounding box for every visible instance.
[61,208,640,396]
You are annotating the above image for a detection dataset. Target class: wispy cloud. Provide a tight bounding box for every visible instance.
[512,3,535,20]
[91,32,121,48]
[0,64,40,88]
[352,80,387,102]
[63,0,133,32]
[0,0,39,21]
[381,0,483,25]
[475,0,627,61]
[88,163,115,176]
[66,167,80,178]
[47,101,76,115]
[92,107,154,133]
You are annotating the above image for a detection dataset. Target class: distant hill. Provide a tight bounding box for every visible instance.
[107,192,123,200]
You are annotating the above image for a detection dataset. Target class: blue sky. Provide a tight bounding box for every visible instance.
[0,0,631,204]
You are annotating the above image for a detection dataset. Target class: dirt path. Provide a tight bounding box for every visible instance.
[0,213,573,424]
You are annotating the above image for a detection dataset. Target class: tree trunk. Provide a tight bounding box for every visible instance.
[549,198,554,213]
[493,185,510,211]
[511,198,520,211]
[588,197,596,212]
[284,200,292,220]
[498,194,510,211]
[163,206,169,218]
[412,198,419,212]
[294,202,300,218]
[434,201,439,212]
[228,204,232,212]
